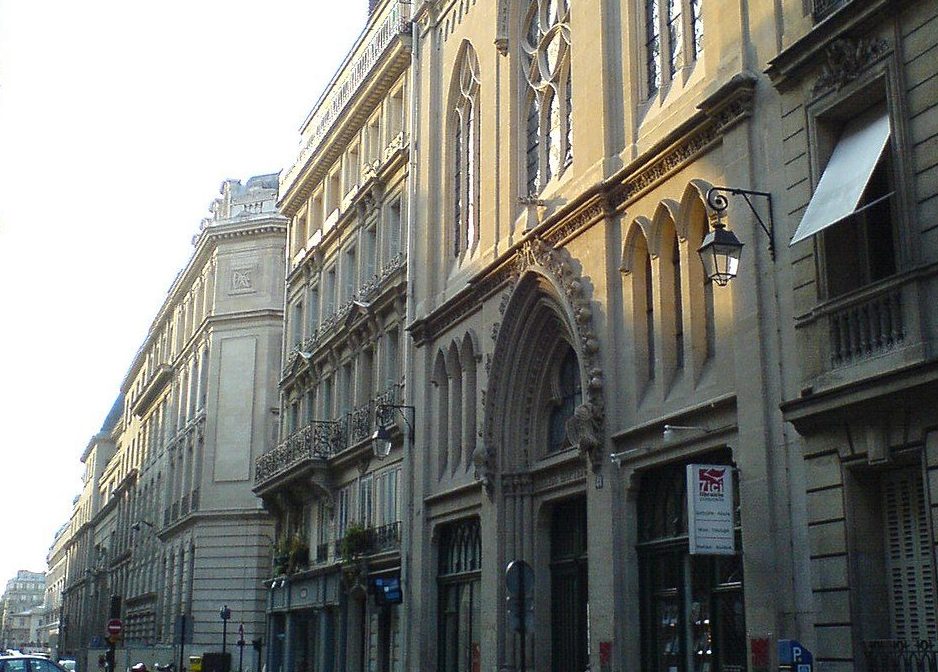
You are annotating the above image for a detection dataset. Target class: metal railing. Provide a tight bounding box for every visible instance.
[866,639,938,672]
[254,420,345,484]
[813,0,849,22]
[370,521,402,553]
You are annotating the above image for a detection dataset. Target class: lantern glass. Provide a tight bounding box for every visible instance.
[371,426,392,459]
[698,226,743,286]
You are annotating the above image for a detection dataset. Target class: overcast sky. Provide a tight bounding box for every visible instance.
[0,0,366,588]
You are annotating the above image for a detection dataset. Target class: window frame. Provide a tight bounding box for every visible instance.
[805,73,911,302]
[643,0,704,99]
[521,0,573,197]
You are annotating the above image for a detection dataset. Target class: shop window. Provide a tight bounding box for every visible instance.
[638,457,745,672]
[438,518,482,672]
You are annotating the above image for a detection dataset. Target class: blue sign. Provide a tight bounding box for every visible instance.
[779,640,813,671]
[371,575,402,605]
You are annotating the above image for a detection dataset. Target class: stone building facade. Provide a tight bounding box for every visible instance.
[57,175,286,668]
[1,571,46,650]
[253,1,411,671]
[769,0,938,669]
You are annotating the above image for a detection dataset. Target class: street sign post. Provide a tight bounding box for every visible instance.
[106,619,123,638]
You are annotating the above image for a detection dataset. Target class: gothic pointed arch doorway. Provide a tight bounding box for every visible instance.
[482,265,599,672]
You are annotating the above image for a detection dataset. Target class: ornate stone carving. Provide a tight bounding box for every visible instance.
[565,403,602,466]
[812,38,889,96]
[495,0,510,55]
[478,236,607,490]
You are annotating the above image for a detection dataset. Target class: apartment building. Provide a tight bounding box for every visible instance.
[58,175,287,667]
[252,1,411,670]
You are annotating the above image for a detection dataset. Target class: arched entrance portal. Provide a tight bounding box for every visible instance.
[484,269,596,672]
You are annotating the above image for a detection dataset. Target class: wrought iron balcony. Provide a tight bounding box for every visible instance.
[866,639,938,672]
[348,385,401,444]
[370,521,402,554]
[813,0,849,22]
[254,420,345,486]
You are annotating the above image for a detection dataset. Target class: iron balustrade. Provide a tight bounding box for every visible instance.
[254,420,344,484]
[370,521,402,553]
[813,0,849,21]
[866,639,938,672]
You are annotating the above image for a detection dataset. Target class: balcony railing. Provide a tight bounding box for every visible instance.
[254,420,344,485]
[348,385,400,444]
[334,521,402,559]
[284,253,407,377]
[813,0,849,22]
[829,287,904,367]
[370,521,402,553]
[281,1,412,195]
[866,639,938,672]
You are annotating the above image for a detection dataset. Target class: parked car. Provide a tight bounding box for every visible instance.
[57,661,76,672]
[0,656,70,672]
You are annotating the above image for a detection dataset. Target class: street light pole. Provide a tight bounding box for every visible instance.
[219,606,231,654]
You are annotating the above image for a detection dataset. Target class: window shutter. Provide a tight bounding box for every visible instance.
[883,468,938,641]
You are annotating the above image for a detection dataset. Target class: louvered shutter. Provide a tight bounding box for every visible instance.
[883,468,938,641]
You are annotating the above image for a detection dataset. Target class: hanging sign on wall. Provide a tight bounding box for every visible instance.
[686,464,736,555]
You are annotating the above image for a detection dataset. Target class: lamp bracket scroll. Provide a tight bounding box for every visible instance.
[706,186,776,260]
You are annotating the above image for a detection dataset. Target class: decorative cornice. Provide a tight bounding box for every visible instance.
[412,74,755,348]
[811,37,890,96]
[765,0,893,90]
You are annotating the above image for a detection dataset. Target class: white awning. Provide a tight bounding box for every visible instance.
[789,107,891,246]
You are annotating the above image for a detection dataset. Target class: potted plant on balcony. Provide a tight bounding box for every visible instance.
[288,533,310,573]
[340,522,370,562]
[273,537,290,575]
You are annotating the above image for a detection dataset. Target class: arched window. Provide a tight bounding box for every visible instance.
[522,0,572,194]
[548,345,582,453]
[452,44,480,258]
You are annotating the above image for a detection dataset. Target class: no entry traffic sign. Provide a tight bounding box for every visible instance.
[106,619,123,637]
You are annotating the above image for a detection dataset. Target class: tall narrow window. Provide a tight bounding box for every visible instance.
[548,345,582,453]
[667,0,682,76]
[522,0,572,194]
[645,252,656,381]
[438,518,482,672]
[645,0,662,94]
[452,43,480,258]
[672,236,684,370]
[526,95,541,194]
[645,0,703,97]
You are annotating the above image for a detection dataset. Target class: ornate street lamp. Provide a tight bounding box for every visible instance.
[697,186,776,286]
[371,404,415,459]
